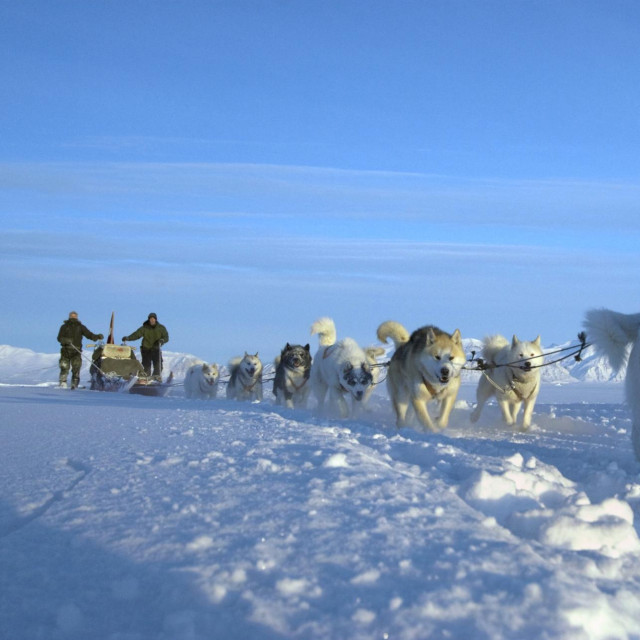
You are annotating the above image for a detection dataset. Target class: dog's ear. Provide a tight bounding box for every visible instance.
[304,344,310,351]
[533,335,541,347]
[512,335,520,348]
[426,327,437,345]
[286,343,291,350]
[451,329,462,345]
[244,351,249,357]
[254,352,259,358]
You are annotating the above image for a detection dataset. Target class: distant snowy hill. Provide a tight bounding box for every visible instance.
[0,340,624,386]
[0,345,209,386]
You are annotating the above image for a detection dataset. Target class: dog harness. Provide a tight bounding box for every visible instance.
[420,374,448,398]
[508,371,539,401]
[482,368,538,400]
[322,345,337,359]
[242,379,259,392]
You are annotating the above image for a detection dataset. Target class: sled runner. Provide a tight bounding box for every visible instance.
[128,370,174,397]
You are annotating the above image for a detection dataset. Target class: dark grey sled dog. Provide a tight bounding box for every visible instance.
[273,343,312,409]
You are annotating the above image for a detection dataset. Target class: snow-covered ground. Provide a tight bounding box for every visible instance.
[1,345,639,640]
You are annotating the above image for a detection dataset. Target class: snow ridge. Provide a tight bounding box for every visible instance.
[0,341,622,386]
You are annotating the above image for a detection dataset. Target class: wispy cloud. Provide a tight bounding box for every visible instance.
[2,160,639,354]
[2,160,640,229]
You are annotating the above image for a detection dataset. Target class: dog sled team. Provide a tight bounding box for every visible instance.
[59,307,640,460]
[186,315,546,433]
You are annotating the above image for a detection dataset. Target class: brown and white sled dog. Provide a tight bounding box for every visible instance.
[226,352,263,402]
[377,321,465,431]
[583,309,640,461]
[470,335,543,430]
[184,362,220,399]
[310,317,373,418]
[273,343,312,409]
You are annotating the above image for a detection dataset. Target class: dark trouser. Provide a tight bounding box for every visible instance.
[59,350,82,387]
[141,347,162,377]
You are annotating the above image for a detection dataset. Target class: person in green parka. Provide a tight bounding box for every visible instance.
[57,311,103,388]
[122,313,169,379]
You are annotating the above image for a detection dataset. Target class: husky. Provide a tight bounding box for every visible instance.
[377,321,465,431]
[470,334,544,430]
[226,352,263,402]
[358,345,386,412]
[583,309,640,461]
[273,343,312,409]
[310,317,373,418]
[184,362,219,400]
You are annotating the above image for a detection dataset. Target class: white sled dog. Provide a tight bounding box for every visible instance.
[184,362,220,400]
[273,343,312,409]
[359,345,386,413]
[470,335,544,430]
[583,309,640,461]
[226,353,263,402]
[310,317,373,418]
[377,321,465,431]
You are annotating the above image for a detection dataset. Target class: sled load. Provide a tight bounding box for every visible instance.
[89,313,174,396]
[90,343,145,392]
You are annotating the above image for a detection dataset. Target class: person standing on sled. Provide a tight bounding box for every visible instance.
[57,311,103,389]
[122,313,169,380]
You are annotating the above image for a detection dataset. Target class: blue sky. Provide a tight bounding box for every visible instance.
[1,1,639,361]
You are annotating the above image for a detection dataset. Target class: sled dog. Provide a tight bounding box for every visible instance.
[184,362,219,400]
[359,345,386,412]
[273,343,312,409]
[470,335,544,430]
[310,317,373,418]
[377,321,465,431]
[226,352,263,402]
[583,309,640,461]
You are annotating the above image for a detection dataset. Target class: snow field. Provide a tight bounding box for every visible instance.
[1,384,640,639]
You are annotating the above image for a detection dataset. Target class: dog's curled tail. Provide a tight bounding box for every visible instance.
[365,345,386,360]
[310,317,337,347]
[377,321,410,349]
[584,308,640,373]
[482,334,510,364]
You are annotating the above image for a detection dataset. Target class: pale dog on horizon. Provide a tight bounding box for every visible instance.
[184,362,220,400]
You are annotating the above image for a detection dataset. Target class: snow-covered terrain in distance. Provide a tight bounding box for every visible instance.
[0,338,626,387]
[1,342,638,640]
